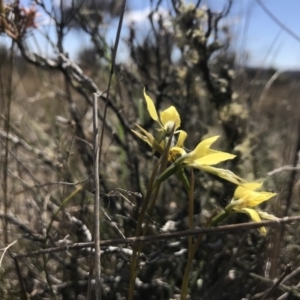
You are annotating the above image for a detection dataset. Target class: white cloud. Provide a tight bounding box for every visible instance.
[124,7,170,26]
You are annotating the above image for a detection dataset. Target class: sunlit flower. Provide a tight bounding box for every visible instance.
[132,124,188,161]
[229,182,277,234]
[170,136,244,185]
[132,88,187,160]
[143,88,181,136]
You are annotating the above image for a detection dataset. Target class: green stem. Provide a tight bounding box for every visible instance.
[181,246,195,300]
[187,170,194,249]
[180,207,231,299]
[152,163,179,190]
[143,183,161,236]
[128,127,174,300]
[128,161,160,300]
[177,167,190,192]
[209,209,230,228]
[178,168,195,299]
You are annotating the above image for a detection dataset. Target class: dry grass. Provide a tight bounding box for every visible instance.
[1,1,300,299]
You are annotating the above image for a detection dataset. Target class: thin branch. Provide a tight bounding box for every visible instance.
[94,1,126,297]
[0,239,19,267]
[267,165,300,176]
[92,93,101,299]
[261,264,292,300]
[0,129,58,168]
[249,269,300,298]
[98,0,127,163]
[258,70,282,105]
[0,211,45,242]
[2,40,14,245]
[101,208,126,239]
[13,256,28,300]
[14,175,92,195]
[256,0,300,44]
[284,119,300,216]
[14,215,300,259]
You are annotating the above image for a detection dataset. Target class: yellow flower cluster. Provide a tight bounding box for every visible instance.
[132,89,277,234]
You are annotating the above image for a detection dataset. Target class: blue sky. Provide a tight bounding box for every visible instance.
[9,1,300,70]
[229,0,300,70]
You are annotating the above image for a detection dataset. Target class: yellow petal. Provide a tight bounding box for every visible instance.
[144,88,159,122]
[176,130,187,147]
[192,152,236,166]
[197,165,245,185]
[160,106,181,130]
[186,136,220,162]
[243,191,276,207]
[258,211,279,221]
[239,207,261,222]
[238,208,266,234]
[243,182,264,191]
[234,182,263,199]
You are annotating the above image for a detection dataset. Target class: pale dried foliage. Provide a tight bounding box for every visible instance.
[1,1,300,299]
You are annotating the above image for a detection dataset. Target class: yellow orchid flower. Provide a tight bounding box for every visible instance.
[156,135,244,186]
[143,88,181,135]
[231,182,276,209]
[133,89,188,160]
[132,124,188,162]
[171,136,244,185]
[229,182,277,234]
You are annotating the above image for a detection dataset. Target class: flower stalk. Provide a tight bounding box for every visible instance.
[131,88,278,299]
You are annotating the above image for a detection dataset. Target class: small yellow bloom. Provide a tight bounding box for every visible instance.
[132,89,187,159]
[232,182,276,209]
[143,88,181,135]
[229,182,277,234]
[171,136,244,185]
